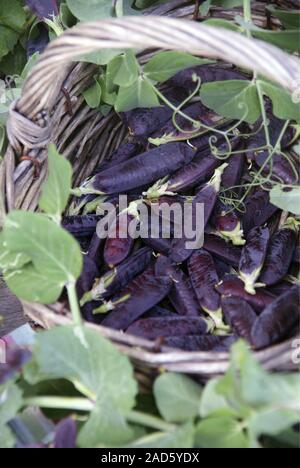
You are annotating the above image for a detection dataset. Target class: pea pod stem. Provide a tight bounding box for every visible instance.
[24,397,175,432]
[93,295,131,315]
[217,222,246,246]
[203,307,230,333]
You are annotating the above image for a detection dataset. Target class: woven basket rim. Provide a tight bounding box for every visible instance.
[2,10,300,377]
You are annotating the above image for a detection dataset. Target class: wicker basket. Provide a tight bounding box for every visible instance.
[1,7,300,380]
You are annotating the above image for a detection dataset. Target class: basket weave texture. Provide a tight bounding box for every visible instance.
[1,5,300,378]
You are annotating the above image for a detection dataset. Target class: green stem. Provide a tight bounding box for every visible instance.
[127,410,176,432]
[24,397,176,432]
[25,397,94,412]
[237,119,290,207]
[243,0,252,39]
[66,282,83,327]
[256,80,271,149]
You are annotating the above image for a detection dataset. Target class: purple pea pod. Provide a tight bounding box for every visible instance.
[215,211,245,246]
[142,236,172,255]
[93,143,141,174]
[238,226,270,294]
[87,231,105,262]
[170,270,203,317]
[0,348,31,385]
[140,209,173,255]
[204,234,242,267]
[126,316,213,340]
[216,275,275,312]
[221,150,245,189]
[259,218,299,286]
[25,0,58,19]
[188,249,226,330]
[163,334,237,352]
[166,151,219,193]
[251,151,298,185]
[81,247,152,305]
[27,24,49,57]
[242,188,278,235]
[168,64,246,91]
[76,256,99,300]
[267,281,292,297]
[75,143,195,196]
[157,137,241,194]
[222,297,257,343]
[211,201,245,246]
[251,285,300,349]
[247,106,297,158]
[121,88,187,138]
[54,418,77,449]
[149,102,226,146]
[154,255,203,316]
[98,266,172,329]
[170,163,228,263]
[104,211,137,267]
[62,215,102,238]
[145,306,177,318]
[293,245,300,264]
[191,124,233,151]
[214,258,233,279]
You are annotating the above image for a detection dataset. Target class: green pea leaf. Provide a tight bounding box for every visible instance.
[39,145,73,222]
[203,18,240,32]
[259,80,300,123]
[115,0,140,17]
[266,6,300,30]
[0,88,22,126]
[200,80,261,124]
[0,42,27,77]
[99,75,117,106]
[108,50,139,88]
[19,52,41,83]
[115,76,160,112]
[199,0,211,16]
[199,378,238,418]
[252,29,299,53]
[270,186,300,215]
[0,26,19,61]
[154,373,202,423]
[60,2,77,28]
[0,0,26,32]
[83,77,102,109]
[4,263,63,304]
[125,422,195,448]
[79,49,124,66]
[3,211,83,287]
[144,51,212,83]
[219,341,300,412]
[0,231,31,273]
[205,16,299,53]
[25,326,138,447]
[249,408,300,438]
[195,416,249,448]
[0,425,16,449]
[66,0,113,21]
[78,401,134,447]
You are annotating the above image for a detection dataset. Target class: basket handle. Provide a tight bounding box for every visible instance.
[8,16,300,151]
